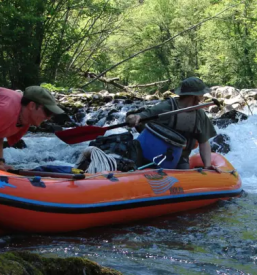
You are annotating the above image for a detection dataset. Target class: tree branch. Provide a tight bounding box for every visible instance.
[80,3,240,89]
[128,79,171,88]
[81,72,171,92]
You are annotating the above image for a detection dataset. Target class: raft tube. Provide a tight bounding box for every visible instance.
[0,153,242,233]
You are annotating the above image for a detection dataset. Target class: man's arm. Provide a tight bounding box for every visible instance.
[0,138,13,171]
[199,140,212,168]
[0,138,3,158]
[126,99,174,127]
[0,138,6,171]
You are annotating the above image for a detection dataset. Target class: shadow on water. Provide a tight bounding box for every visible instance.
[1,191,257,274]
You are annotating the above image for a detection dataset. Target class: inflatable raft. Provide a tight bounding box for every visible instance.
[0,153,242,233]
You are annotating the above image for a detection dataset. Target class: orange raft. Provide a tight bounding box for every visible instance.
[0,153,242,234]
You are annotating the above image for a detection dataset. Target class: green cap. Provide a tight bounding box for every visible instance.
[175,77,210,96]
[24,86,64,115]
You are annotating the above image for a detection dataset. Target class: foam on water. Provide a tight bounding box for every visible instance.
[219,115,257,192]
[4,134,89,169]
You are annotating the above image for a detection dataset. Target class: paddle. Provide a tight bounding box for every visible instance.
[55,99,219,144]
[7,169,85,179]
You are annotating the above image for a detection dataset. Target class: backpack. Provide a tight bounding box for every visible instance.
[89,132,144,169]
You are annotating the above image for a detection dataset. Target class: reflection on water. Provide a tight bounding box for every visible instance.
[1,193,257,275]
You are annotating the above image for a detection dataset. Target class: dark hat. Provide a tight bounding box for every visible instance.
[174,77,210,96]
[24,86,64,115]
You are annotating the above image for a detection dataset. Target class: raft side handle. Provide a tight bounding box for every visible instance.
[104,173,119,182]
[29,176,46,188]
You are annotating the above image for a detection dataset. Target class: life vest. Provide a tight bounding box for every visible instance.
[168,98,199,151]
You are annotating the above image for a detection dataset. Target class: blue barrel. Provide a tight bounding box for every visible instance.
[137,122,187,169]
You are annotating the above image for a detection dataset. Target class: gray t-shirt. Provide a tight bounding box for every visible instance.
[139,98,216,145]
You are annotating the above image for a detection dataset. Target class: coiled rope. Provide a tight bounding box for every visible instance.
[76,146,117,173]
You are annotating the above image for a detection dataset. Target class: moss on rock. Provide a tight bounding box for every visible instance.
[0,251,122,275]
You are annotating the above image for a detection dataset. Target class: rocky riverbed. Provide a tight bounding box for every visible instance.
[5,85,253,155]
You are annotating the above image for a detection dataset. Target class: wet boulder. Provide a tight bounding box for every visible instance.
[38,121,63,133]
[145,94,159,100]
[0,251,122,275]
[114,92,130,100]
[64,121,77,127]
[210,86,240,99]
[86,118,99,126]
[3,139,27,149]
[211,134,231,154]
[162,91,175,99]
[219,110,248,121]
[240,89,257,100]
[208,105,220,114]
[99,90,114,103]
[106,108,120,124]
[73,111,86,124]
[212,110,248,129]
[223,95,245,111]
[124,99,134,104]
[51,113,73,126]
[103,95,114,103]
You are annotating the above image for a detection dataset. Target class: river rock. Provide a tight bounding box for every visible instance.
[37,121,63,133]
[240,89,257,99]
[51,113,74,126]
[124,99,134,104]
[114,92,131,99]
[3,139,27,149]
[223,95,245,110]
[211,134,231,154]
[0,251,122,275]
[210,86,240,99]
[208,105,220,114]
[103,95,114,103]
[212,110,248,128]
[219,110,248,121]
[86,118,99,125]
[73,111,86,124]
[162,91,175,98]
[21,84,257,134]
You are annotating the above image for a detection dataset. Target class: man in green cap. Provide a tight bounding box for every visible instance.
[126,77,217,169]
[0,86,64,171]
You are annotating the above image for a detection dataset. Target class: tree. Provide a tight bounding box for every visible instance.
[0,0,45,88]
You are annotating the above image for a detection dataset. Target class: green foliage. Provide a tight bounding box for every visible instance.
[0,0,45,88]
[40,82,68,93]
[1,0,257,90]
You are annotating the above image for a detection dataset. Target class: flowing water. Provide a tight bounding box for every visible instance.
[1,108,257,275]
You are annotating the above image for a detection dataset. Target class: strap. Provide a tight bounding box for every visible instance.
[185,110,198,150]
[169,97,178,128]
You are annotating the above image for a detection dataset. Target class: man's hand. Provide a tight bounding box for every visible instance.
[126,114,141,127]
[204,165,221,173]
[0,162,13,171]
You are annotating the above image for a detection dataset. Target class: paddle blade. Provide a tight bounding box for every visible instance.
[55,126,107,144]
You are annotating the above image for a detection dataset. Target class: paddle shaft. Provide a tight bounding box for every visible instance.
[106,101,216,130]
[7,169,85,179]
[55,99,219,144]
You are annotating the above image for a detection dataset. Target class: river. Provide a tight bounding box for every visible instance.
[1,107,257,275]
